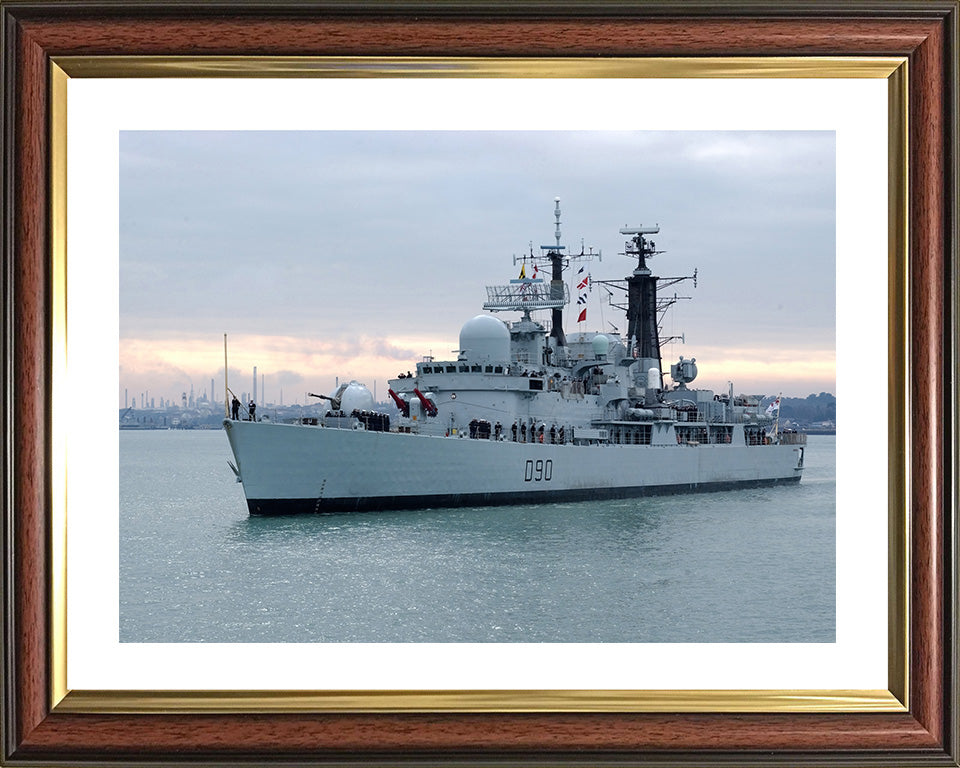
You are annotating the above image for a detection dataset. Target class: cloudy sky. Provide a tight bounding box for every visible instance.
[119,130,835,407]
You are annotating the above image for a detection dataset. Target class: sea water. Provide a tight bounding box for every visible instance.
[120,430,835,643]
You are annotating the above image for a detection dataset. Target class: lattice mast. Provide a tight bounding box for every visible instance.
[622,226,664,377]
[483,200,599,346]
[596,229,696,373]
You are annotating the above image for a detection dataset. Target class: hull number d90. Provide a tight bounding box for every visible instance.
[524,459,553,482]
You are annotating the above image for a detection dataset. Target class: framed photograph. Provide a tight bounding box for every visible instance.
[2,2,956,765]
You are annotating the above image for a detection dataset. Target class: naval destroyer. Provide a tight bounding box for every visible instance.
[224,201,805,515]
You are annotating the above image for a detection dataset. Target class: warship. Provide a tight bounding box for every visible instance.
[224,200,805,515]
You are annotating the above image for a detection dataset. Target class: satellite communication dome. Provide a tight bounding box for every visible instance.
[459,315,510,363]
[339,380,375,414]
[592,334,610,359]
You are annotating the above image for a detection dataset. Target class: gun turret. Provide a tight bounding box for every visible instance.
[308,392,341,410]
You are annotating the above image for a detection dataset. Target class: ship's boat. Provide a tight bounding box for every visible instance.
[224,201,806,515]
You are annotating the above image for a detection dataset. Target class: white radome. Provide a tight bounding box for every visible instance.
[339,380,375,414]
[592,334,610,358]
[459,314,510,363]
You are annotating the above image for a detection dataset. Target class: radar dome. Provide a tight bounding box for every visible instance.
[459,315,510,363]
[338,380,375,414]
[592,334,610,359]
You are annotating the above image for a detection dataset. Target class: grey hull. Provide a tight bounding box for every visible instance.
[246,475,801,515]
[225,420,804,516]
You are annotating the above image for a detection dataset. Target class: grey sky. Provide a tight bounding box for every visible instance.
[119,130,835,405]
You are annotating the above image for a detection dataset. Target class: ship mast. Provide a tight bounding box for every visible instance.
[621,226,664,395]
[485,200,598,354]
[544,197,567,347]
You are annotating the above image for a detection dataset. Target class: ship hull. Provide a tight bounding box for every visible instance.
[224,420,804,515]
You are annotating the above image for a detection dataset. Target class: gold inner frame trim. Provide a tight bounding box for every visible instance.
[49,55,909,715]
[50,61,69,710]
[53,55,905,79]
[57,688,903,714]
[886,60,910,710]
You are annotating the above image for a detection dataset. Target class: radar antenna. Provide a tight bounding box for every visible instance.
[620,225,661,274]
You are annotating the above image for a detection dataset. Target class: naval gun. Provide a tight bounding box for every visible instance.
[308,391,341,410]
[308,380,376,415]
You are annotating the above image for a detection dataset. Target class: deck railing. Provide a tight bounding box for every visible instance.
[778,431,808,445]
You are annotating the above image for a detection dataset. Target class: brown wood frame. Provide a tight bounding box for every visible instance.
[2,2,957,765]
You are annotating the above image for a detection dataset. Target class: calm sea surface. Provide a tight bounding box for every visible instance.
[120,431,835,643]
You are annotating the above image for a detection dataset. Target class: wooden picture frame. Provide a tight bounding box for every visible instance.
[2,2,957,765]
